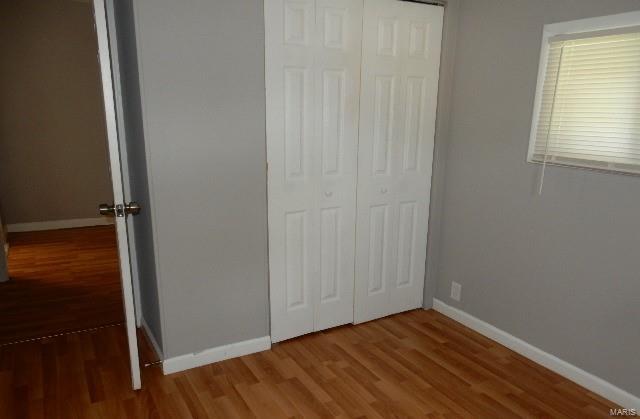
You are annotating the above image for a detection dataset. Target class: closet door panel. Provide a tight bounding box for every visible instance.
[354,0,443,323]
[266,0,362,341]
[314,0,362,331]
[392,3,442,313]
[267,0,317,342]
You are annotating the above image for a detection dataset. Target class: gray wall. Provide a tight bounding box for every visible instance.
[435,0,640,396]
[111,0,163,350]
[0,0,113,224]
[133,0,269,358]
[424,0,461,307]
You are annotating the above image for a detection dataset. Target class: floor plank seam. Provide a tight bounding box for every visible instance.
[0,321,124,347]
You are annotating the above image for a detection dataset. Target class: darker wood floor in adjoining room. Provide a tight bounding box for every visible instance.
[0,309,618,418]
[0,226,124,344]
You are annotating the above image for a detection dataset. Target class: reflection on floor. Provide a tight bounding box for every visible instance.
[0,226,123,344]
[0,310,618,418]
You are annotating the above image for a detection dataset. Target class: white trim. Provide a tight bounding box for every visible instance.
[162,336,271,375]
[432,299,640,409]
[131,0,170,357]
[527,10,640,168]
[544,11,640,36]
[7,217,114,233]
[141,318,163,361]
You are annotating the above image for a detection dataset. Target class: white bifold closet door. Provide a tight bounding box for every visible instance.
[265,0,363,342]
[354,0,443,323]
[266,0,443,341]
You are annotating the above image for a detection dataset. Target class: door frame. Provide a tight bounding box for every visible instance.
[93,0,141,390]
[103,0,143,328]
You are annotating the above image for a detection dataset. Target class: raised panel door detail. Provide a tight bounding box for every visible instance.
[322,70,345,176]
[320,208,341,302]
[323,8,347,49]
[402,77,425,172]
[355,0,443,324]
[409,22,431,59]
[396,202,417,287]
[284,1,312,46]
[284,67,308,179]
[377,18,398,56]
[285,211,308,310]
[267,0,362,341]
[367,205,389,295]
[372,76,395,175]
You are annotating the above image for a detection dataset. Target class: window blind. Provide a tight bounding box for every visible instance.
[530,30,640,175]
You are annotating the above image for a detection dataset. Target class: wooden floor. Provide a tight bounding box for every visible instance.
[0,226,124,344]
[0,309,617,418]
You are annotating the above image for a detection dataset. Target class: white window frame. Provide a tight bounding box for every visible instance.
[527,10,640,175]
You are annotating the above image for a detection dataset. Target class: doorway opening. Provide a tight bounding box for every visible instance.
[0,0,121,344]
[0,0,141,389]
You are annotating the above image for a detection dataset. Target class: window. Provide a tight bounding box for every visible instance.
[528,12,640,175]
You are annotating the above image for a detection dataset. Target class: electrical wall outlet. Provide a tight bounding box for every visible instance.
[450,282,462,302]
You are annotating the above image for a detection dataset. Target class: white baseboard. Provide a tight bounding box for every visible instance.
[432,299,639,409]
[162,336,271,375]
[141,318,163,361]
[7,217,114,233]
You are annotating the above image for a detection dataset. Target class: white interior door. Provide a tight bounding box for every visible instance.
[93,0,141,389]
[266,0,363,342]
[354,0,443,323]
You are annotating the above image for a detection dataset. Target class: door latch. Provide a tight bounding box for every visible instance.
[99,202,142,217]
